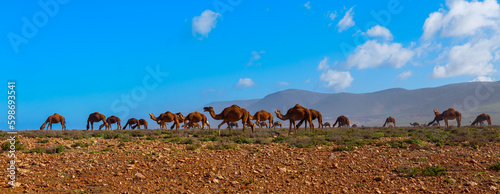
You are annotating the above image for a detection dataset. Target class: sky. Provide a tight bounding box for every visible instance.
[1,0,499,130]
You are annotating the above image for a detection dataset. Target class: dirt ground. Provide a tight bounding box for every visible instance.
[2,133,500,193]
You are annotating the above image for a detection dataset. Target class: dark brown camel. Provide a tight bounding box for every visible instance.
[149,111,180,130]
[296,109,323,129]
[123,118,139,129]
[428,108,461,128]
[250,110,274,129]
[383,116,396,127]
[203,105,254,135]
[100,115,121,130]
[87,112,107,130]
[40,113,66,130]
[332,115,350,128]
[470,113,492,126]
[274,104,314,134]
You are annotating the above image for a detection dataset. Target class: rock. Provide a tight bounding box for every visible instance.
[464,181,477,187]
[135,173,146,179]
[278,167,287,172]
[230,181,239,185]
[213,179,219,184]
[10,182,21,187]
[374,176,385,181]
[490,186,497,191]
[332,163,339,169]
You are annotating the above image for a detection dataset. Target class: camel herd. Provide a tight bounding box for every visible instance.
[40,105,494,135]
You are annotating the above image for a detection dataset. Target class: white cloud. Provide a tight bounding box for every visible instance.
[234,78,255,89]
[278,81,290,86]
[192,10,220,38]
[337,7,355,32]
[346,40,415,69]
[366,25,393,41]
[396,71,413,80]
[328,11,337,20]
[319,70,353,91]
[470,76,496,82]
[304,79,311,83]
[432,37,499,78]
[247,50,266,66]
[422,0,500,39]
[317,57,329,70]
[304,1,311,9]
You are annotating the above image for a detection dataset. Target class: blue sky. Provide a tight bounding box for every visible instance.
[1,0,499,130]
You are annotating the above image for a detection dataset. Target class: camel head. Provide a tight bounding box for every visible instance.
[274,110,281,115]
[433,109,439,115]
[40,124,46,130]
[203,107,213,113]
[149,113,157,121]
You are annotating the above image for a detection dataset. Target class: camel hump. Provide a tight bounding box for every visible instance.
[448,108,455,111]
[54,113,59,115]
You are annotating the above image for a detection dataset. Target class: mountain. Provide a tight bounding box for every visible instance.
[201,81,500,126]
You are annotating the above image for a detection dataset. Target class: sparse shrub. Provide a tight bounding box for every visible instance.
[29,147,45,153]
[206,140,236,150]
[272,135,287,143]
[2,140,25,151]
[37,139,49,143]
[45,145,64,154]
[104,132,120,139]
[395,166,446,177]
[129,131,144,137]
[420,166,446,176]
[182,138,194,144]
[254,137,270,144]
[489,162,500,171]
[233,136,252,144]
[332,146,355,152]
[119,134,132,142]
[101,148,110,152]
[72,142,91,148]
[185,143,201,150]
[89,151,100,154]
[146,136,157,141]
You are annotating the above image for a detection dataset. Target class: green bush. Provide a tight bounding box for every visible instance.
[45,145,64,154]
[37,139,49,143]
[489,162,500,171]
[2,140,25,151]
[29,147,45,153]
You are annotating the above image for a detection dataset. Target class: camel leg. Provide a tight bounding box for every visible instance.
[91,122,94,130]
[457,118,461,127]
[288,121,293,135]
[218,121,228,136]
[444,119,449,128]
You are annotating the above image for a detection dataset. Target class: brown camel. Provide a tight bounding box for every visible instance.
[351,124,358,128]
[332,115,350,128]
[87,112,107,130]
[133,119,148,129]
[409,122,420,127]
[203,105,254,135]
[323,122,331,128]
[428,108,461,128]
[250,110,274,129]
[256,121,268,128]
[123,118,139,129]
[383,116,396,127]
[100,115,121,130]
[296,109,323,129]
[182,122,200,129]
[40,113,66,130]
[177,111,210,130]
[227,122,239,129]
[273,121,282,129]
[274,104,314,134]
[470,113,492,126]
[149,111,180,130]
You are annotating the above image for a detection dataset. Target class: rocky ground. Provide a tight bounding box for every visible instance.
[2,131,500,193]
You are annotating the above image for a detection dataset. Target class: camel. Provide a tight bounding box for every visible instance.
[383,116,396,127]
[470,113,492,126]
[123,118,139,129]
[323,122,331,128]
[227,122,239,129]
[203,105,254,135]
[256,121,268,128]
[428,108,461,128]
[296,109,323,129]
[274,104,314,134]
[40,113,66,130]
[409,122,420,127]
[100,115,121,130]
[133,119,148,129]
[250,110,274,129]
[87,112,107,130]
[177,111,210,130]
[149,111,180,130]
[182,122,200,129]
[273,121,282,129]
[332,115,350,128]
[351,124,358,128]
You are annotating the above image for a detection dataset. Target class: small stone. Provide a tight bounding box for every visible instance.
[213,179,219,184]
[278,167,287,172]
[490,186,497,191]
[374,176,385,181]
[464,181,477,187]
[332,163,339,169]
[135,173,146,179]
[231,181,239,185]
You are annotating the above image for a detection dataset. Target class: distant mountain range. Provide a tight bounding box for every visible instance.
[199,81,500,127]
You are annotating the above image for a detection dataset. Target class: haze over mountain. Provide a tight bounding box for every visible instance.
[200,81,500,127]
